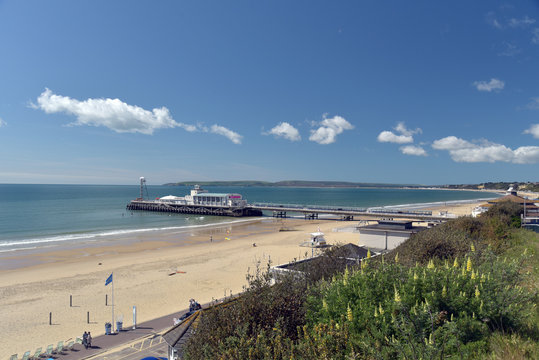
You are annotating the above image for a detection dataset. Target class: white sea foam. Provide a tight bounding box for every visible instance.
[0,246,39,253]
[0,217,263,251]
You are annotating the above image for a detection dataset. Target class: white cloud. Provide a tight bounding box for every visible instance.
[266,122,301,141]
[524,124,539,139]
[394,122,422,136]
[486,12,536,29]
[486,12,503,29]
[400,145,427,156]
[533,28,539,44]
[0,117,5,127]
[309,115,353,145]
[377,131,413,144]
[527,97,539,110]
[209,125,242,144]
[513,147,539,164]
[432,136,473,150]
[432,135,539,164]
[507,16,536,28]
[448,144,515,163]
[33,88,243,144]
[498,41,521,57]
[34,88,196,135]
[473,78,505,92]
[377,122,421,144]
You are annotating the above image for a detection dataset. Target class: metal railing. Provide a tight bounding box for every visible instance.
[250,202,367,212]
[249,203,433,216]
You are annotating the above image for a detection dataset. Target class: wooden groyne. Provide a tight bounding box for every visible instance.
[126,200,263,217]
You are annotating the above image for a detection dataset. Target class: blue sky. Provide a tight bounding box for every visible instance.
[0,0,538,185]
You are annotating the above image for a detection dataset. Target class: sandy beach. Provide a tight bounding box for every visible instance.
[0,201,481,356]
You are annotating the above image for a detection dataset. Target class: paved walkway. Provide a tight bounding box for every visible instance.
[55,308,189,360]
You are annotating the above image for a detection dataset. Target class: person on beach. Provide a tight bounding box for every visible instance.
[87,332,92,348]
[83,331,88,349]
[189,298,201,312]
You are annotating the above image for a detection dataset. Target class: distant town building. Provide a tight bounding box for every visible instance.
[472,188,539,218]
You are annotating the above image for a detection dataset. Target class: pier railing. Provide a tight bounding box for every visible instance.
[250,202,368,213]
[250,203,433,216]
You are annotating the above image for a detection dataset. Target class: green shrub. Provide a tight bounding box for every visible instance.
[389,201,526,267]
[390,220,478,267]
[305,250,536,359]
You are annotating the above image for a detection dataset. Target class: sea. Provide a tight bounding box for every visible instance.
[0,184,500,254]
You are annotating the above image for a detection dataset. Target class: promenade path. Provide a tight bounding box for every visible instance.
[55,308,190,360]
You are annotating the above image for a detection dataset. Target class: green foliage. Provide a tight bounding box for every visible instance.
[481,201,523,225]
[389,201,526,267]
[184,250,361,360]
[306,251,537,359]
[485,333,539,360]
[390,218,481,267]
[183,262,307,359]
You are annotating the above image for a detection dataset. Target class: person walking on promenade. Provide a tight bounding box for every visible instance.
[83,331,88,349]
[87,332,92,348]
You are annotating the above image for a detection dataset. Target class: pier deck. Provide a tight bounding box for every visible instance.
[128,200,453,221]
[249,203,452,221]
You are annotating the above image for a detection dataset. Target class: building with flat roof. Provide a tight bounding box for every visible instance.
[358,220,427,251]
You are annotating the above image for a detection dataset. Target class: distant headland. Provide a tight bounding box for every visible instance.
[163,180,419,188]
[163,180,538,192]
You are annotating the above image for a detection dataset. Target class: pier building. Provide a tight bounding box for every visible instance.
[126,181,262,217]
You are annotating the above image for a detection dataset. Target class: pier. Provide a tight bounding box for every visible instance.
[126,179,263,217]
[127,179,453,221]
[127,200,453,221]
[250,203,451,221]
[126,200,263,217]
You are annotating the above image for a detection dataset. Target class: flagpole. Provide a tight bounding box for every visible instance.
[111,272,115,333]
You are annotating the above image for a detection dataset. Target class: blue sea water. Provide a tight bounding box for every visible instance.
[0,184,498,252]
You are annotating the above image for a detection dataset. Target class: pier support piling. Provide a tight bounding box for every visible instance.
[272,211,286,218]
